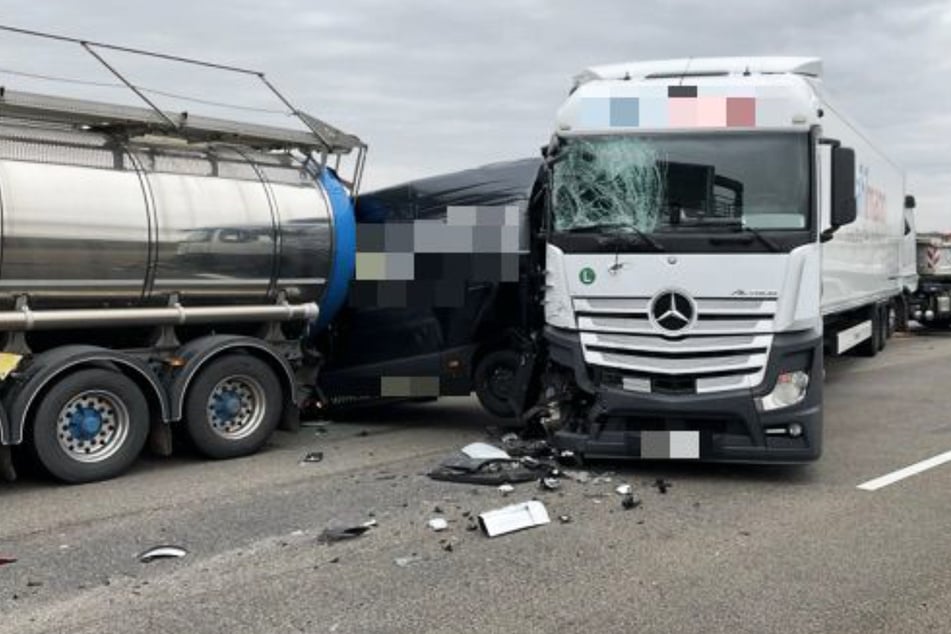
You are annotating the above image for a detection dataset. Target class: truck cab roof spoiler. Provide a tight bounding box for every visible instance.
[573,56,823,89]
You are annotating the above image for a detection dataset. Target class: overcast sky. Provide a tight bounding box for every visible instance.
[1,1,948,228]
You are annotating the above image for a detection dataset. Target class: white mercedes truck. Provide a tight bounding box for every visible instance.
[537,57,916,462]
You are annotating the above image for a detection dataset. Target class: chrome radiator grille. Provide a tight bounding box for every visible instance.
[573,296,776,394]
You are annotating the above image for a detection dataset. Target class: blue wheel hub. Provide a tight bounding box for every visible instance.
[212,390,242,424]
[68,406,103,441]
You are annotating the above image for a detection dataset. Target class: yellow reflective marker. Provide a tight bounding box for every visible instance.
[0,352,23,381]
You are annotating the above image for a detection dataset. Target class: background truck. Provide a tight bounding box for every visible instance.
[529,56,917,462]
[0,28,366,483]
[908,233,951,327]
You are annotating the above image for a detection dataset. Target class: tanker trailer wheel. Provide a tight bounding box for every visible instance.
[31,369,149,483]
[474,349,519,419]
[183,354,282,459]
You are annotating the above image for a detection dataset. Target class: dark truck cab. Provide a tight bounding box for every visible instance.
[314,158,544,417]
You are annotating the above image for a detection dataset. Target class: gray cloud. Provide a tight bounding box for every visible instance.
[0,0,947,226]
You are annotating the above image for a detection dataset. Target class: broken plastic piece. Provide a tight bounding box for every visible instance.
[478,500,551,537]
[539,477,561,491]
[318,522,374,543]
[621,493,642,510]
[299,451,324,464]
[616,484,632,495]
[498,484,515,496]
[137,545,187,563]
[653,478,672,494]
[428,445,541,486]
[558,515,572,524]
[428,518,449,532]
[461,442,512,461]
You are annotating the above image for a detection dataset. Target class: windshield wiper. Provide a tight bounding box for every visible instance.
[707,223,781,252]
[565,223,665,252]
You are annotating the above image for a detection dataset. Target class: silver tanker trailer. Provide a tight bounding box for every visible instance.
[0,27,365,482]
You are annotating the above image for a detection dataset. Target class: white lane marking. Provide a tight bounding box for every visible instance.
[857,450,951,491]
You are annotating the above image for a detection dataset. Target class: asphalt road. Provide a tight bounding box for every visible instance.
[2,330,951,633]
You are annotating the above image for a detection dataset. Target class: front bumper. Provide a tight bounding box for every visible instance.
[545,326,823,464]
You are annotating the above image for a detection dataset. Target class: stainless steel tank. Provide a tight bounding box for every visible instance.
[0,121,334,309]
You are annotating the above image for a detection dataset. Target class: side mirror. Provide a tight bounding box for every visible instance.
[831,146,857,228]
[904,194,916,210]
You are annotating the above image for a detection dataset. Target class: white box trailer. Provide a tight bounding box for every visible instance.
[535,56,916,462]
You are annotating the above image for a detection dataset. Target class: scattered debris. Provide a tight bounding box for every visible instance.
[137,545,188,563]
[558,514,572,524]
[615,484,632,496]
[621,493,642,510]
[520,456,541,469]
[465,517,479,531]
[478,500,551,537]
[557,449,580,466]
[440,539,455,552]
[318,520,376,544]
[653,478,672,494]
[591,475,613,485]
[0,555,17,567]
[428,518,449,532]
[433,505,444,514]
[498,483,515,496]
[539,477,561,491]
[499,435,553,458]
[299,451,324,465]
[394,554,423,567]
[428,444,542,485]
[26,580,42,588]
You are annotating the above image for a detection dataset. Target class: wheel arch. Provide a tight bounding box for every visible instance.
[5,345,170,446]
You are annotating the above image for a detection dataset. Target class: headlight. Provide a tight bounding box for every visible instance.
[758,370,809,411]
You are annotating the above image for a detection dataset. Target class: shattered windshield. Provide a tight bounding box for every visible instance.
[551,133,809,234]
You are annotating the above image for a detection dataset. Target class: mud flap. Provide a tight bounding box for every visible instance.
[0,446,16,482]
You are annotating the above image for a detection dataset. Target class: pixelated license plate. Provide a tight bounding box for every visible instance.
[640,431,700,459]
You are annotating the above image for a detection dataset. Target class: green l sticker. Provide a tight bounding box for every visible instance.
[579,267,596,285]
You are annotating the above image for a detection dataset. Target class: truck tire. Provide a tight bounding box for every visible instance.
[31,368,149,483]
[474,349,519,419]
[183,354,282,459]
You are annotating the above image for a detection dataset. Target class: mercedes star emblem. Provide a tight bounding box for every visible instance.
[650,291,696,332]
